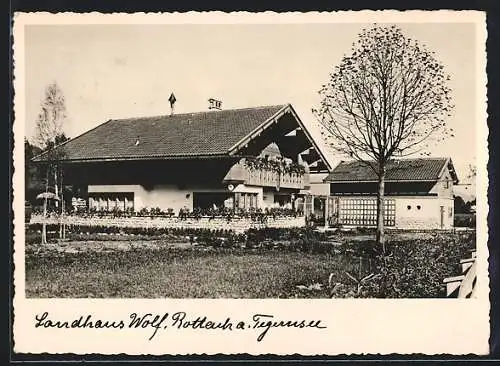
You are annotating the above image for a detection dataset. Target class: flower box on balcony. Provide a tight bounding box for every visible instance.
[223,157,306,189]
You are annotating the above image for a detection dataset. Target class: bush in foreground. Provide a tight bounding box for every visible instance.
[329,231,476,298]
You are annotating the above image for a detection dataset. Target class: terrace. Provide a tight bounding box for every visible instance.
[223,157,307,190]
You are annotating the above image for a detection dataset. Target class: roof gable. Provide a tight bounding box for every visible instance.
[33,105,287,162]
[325,158,458,183]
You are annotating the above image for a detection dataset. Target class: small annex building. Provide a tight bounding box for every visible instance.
[323,158,459,229]
[33,104,332,215]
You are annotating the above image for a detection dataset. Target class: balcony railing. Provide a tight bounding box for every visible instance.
[223,159,307,190]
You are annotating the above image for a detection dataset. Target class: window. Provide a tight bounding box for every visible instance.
[234,192,258,210]
[444,179,450,189]
[89,196,98,210]
[248,194,256,209]
[125,196,133,210]
[99,196,106,211]
[88,192,134,211]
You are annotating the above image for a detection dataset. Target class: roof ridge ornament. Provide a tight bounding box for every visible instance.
[168,92,177,116]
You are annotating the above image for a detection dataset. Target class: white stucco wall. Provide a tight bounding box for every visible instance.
[394,196,454,229]
[429,168,454,199]
[144,185,194,212]
[394,168,455,229]
[88,184,233,214]
[88,184,283,213]
[308,173,330,196]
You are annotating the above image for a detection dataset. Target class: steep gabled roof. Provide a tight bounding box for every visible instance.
[33,105,288,162]
[324,158,458,183]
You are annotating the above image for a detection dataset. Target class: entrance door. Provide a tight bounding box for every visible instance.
[440,206,445,229]
[193,192,232,210]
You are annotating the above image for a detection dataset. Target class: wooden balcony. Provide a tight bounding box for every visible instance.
[223,160,307,189]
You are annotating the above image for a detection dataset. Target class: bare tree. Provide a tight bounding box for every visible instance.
[34,83,67,148]
[314,25,453,252]
[34,82,69,243]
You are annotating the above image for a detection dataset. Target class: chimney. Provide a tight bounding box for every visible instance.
[208,98,222,110]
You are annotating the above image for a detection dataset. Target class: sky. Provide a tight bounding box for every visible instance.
[23,22,479,194]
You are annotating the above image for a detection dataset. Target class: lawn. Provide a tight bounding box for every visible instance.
[26,246,352,298]
[25,230,475,298]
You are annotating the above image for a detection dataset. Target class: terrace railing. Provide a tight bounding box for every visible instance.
[223,159,306,190]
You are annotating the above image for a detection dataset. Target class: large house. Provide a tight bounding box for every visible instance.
[323,158,459,229]
[33,104,332,215]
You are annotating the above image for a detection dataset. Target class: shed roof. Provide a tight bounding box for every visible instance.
[324,158,458,183]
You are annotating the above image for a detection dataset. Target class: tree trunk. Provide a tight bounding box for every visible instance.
[42,197,48,244]
[54,169,59,209]
[58,178,62,239]
[62,195,66,239]
[376,166,386,254]
[59,172,65,239]
[41,170,49,245]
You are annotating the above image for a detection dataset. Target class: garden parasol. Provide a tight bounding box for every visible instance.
[36,192,60,200]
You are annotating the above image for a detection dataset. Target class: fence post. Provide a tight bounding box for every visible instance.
[324,195,329,229]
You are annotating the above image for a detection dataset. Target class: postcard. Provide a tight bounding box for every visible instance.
[12,10,489,355]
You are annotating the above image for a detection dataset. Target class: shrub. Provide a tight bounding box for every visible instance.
[343,231,476,298]
[137,207,150,216]
[26,223,240,243]
[454,213,476,228]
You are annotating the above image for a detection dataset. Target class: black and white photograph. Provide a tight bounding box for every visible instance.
[12,11,489,355]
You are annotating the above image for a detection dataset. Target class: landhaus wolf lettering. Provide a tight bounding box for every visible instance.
[34,312,125,330]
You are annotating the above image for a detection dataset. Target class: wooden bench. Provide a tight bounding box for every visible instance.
[443,275,466,297]
[460,257,475,273]
[443,250,477,298]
